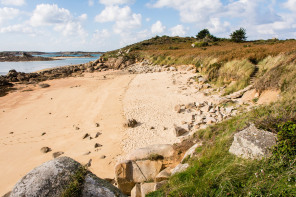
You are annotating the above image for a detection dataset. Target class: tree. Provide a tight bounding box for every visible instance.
[230,28,247,42]
[196,29,210,40]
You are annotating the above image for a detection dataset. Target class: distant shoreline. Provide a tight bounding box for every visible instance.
[0,56,55,62]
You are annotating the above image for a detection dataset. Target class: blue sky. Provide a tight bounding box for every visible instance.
[0,0,295,52]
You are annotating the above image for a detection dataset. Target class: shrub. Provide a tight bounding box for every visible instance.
[273,121,296,161]
[193,41,209,48]
[230,28,247,42]
[196,29,210,40]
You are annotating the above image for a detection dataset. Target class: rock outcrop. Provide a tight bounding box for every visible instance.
[115,144,176,195]
[171,163,189,175]
[181,142,202,162]
[115,160,162,194]
[125,144,175,161]
[229,124,277,159]
[10,156,126,197]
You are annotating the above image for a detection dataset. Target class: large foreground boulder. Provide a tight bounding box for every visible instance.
[82,172,125,197]
[11,156,126,197]
[229,124,277,159]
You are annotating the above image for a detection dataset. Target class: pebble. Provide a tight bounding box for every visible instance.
[94,143,102,148]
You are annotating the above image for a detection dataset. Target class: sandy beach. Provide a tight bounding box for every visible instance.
[0,71,134,195]
[0,68,216,195]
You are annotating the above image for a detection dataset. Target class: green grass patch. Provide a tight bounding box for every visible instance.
[148,100,296,197]
[62,166,88,197]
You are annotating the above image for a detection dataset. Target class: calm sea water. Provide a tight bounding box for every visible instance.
[0,55,100,75]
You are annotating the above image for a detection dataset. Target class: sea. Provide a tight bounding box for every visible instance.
[0,54,101,76]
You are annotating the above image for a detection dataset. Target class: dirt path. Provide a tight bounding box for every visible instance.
[0,71,134,195]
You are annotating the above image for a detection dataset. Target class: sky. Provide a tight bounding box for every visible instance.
[0,0,296,52]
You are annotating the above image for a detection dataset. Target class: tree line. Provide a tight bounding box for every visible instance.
[196,28,247,42]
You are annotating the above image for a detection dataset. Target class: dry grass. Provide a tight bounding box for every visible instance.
[104,36,296,94]
[254,53,296,93]
[126,38,296,64]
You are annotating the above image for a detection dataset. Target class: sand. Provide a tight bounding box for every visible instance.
[0,71,134,195]
[0,69,218,195]
[122,71,214,154]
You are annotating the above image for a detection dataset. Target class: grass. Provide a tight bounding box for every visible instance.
[103,36,296,95]
[62,166,88,197]
[147,98,296,196]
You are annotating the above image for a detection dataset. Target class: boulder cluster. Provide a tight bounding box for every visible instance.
[115,143,203,196]
[174,100,238,135]
[115,144,175,196]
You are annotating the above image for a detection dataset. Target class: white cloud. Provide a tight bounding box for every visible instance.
[95,5,141,34]
[93,29,110,39]
[99,0,133,5]
[95,5,130,22]
[88,0,94,6]
[151,0,290,39]
[1,0,25,6]
[0,7,19,24]
[283,0,296,12]
[0,24,33,34]
[119,30,150,46]
[79,14,88,21]
[30,4,72,26]
[54,21,87,37]
[151,0,222,23]
[151,20,166,34]
[30,4,87,38]
[170,24,185,36]
[208,18,230,35]
[225,0,281,25]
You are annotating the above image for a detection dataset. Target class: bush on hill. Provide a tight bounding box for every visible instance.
[230,28,247,42]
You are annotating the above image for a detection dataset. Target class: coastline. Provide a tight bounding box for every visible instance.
[0,70,134,195]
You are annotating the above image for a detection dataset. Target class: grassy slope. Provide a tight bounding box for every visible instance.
[148,99,296,196]
[103,36,296,196]
[103,36,296,95]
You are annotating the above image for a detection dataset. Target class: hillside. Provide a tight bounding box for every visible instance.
[100,36,296,196]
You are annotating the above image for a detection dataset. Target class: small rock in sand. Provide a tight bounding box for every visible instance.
[86,159,92,167]
[95,132,101,138]
[124,119,138,128]
[40,147,52,153]
[174,126,188,137]
[84,151,91,155]
[52,151,64,158]
[95,123,100,127]
[9,132,14,134]
[75,127,80,130]
[174,105,181,113]
[41,132,46,136]
[39,83,50,88]
[100,155,106,159]
[150,126,155,130]
[94,143,102,148]
[83,133,90,139]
